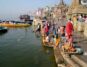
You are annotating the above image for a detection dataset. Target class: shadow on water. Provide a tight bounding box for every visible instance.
[42,46,54,55]
[0,30,8,36]
[35,33,41,38]
[41,46,57,67]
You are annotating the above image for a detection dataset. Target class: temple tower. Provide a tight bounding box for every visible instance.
[72,0,80,6]
[59,0,64,5]
[67,0,87,16]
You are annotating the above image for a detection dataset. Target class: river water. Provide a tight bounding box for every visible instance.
[0,27,57,67]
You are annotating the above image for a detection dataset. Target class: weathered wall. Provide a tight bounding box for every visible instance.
[84,23,87,37]
[77,22,84,32]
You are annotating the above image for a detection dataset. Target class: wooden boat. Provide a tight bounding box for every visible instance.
[0,26,8,33]
[42,36,54,47]
[0,23,30,27]
[42,42,54,48]
[42,36,60,48]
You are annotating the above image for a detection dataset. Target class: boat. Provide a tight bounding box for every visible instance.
[42,42,54,48]
[0,26,8,33]
[42,36,60,48]
[0,23,30,27]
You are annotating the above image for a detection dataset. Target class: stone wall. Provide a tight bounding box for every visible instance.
[84,23,87,37]
[77,22,84,32]
[76,22,87,37]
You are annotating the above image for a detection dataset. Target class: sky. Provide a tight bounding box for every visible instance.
[0,0,71,21]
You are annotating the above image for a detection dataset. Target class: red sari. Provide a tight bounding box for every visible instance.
[65,21,73,39]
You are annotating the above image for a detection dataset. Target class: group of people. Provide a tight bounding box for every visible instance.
[35,18,75,52]
[62,19,75,52]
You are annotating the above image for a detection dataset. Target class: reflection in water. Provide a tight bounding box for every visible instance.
[0,27,57,67]
[35,32,41,38]
[42,46,52,54]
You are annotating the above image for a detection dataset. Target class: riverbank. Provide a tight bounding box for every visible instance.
[53,31,87,67]
[32,16,87,67]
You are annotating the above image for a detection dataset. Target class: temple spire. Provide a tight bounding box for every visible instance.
[59,0,64,5]
[72,0,80,6]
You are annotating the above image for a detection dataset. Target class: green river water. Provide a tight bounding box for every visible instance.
[0,27,57,67]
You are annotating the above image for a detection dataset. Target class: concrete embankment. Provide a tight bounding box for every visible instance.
[71,55,87,67]
[54,31,87,67]
[53,47,64,67]
[53,47,79,67]
[53,46,87,67]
